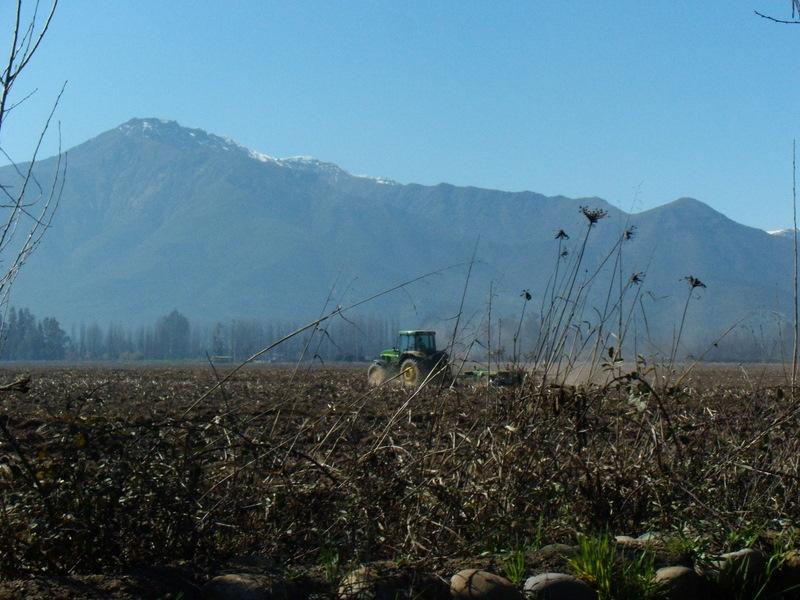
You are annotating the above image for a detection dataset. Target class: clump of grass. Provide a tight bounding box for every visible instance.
[724,524,762,552]
[721,527,800,600]
[499,517,546,585]
[716,551,771,600]
[569,534,663,600]
[319,542,341,586]
[661,529,708,566]
[501,548,526,586]
[498,515,545,585]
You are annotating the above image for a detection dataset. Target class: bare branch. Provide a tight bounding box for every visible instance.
[10,0,58,78]
[754,9,800,23]
[0,0,57,133]
[0,80,66,255]
[2,86,38,116]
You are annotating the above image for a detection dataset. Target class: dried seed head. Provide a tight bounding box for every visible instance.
[560,249,569,258]
[630,272,644,285]
[580,206,608,225]
[624,225,637,240]
[555,229,569,240]
[683,275,706,289]
[521,289,532,301]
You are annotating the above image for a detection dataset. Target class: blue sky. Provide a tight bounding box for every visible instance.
[1,1,798,230]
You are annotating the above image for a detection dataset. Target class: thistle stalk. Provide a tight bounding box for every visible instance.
[793,139,798,394]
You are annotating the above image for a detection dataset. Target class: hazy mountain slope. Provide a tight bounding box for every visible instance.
[3,118,793,353]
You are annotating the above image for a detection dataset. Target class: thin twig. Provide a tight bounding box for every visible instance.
[754,9,800,23]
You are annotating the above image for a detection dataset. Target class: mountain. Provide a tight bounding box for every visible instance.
[2,118,794,356]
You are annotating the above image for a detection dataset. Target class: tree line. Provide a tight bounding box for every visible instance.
[2,304,791,363]
[0,307,400,362]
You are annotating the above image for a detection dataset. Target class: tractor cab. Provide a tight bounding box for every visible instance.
[378,330,437,362]
[397,330,436,354]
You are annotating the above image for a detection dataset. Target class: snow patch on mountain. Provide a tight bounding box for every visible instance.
[769,229,797,237]
[117,118,398,185]
[248,149,277,163]
[354,174,397,185]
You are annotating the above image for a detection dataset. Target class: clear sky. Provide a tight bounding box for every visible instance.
[1,1,798,230]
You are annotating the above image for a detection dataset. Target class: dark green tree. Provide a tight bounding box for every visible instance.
[41,316,67,360]
[155,310,191,359]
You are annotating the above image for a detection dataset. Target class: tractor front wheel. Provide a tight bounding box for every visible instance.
[367,363,387,386]
[401,358,423,387]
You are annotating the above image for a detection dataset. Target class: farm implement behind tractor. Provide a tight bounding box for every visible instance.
[367,330,450,387]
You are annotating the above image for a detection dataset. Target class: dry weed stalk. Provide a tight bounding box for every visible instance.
[1,366,799,578]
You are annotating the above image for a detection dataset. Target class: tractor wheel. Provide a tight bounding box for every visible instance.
[367,364,387,386]
[401,358,423,387]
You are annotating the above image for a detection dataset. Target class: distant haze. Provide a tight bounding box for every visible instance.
[3,118,795,360]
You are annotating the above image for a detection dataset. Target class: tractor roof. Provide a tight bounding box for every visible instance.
[398,330,436,335]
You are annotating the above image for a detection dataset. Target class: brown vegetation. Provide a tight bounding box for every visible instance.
[0,364,797,590]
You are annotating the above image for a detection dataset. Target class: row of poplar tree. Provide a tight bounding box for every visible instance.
[0,307,399,362]
[0,307,193,361]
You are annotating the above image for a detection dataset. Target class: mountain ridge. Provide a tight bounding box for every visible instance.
[2,118,793,358]
[66,118,760,228]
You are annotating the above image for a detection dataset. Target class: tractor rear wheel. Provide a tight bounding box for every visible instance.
[367,363,387,386]
[401,358,423,387]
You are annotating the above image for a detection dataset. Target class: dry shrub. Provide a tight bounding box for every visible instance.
[0,366,798,578]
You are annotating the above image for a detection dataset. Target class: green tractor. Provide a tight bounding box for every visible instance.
[367,330,449,387]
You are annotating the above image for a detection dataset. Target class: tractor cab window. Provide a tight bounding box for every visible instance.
[415,334,435,352]
[398,335,413,352]
[397,333,436,353]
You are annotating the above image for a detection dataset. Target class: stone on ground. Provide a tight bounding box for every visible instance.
[523,572,596,599]
[653,566,702,600]
[450,569,523,599]
[766,550,800,597]
[713,548,767,590]
[338,563,448,600]
[202,573,290,600]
